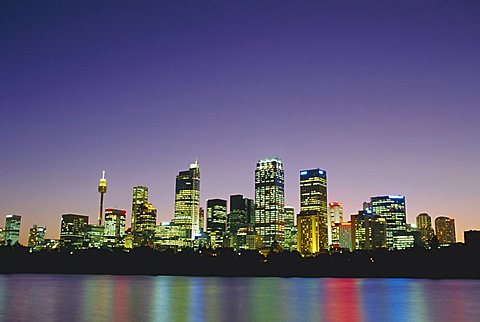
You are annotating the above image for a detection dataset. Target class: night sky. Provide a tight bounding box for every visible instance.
[1,1,479,243]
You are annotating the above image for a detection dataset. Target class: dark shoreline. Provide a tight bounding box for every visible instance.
[1,246,479,279]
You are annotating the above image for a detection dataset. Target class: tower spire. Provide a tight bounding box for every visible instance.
[98,170,107,225]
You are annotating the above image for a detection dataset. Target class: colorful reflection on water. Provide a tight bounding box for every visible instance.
[0,274,479,321]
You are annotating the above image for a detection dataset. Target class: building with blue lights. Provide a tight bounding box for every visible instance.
[371,195,407,250]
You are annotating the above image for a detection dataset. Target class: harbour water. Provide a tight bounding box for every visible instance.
[1,274,479,321]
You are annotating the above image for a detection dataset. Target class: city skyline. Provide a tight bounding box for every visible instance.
[1,1,479,244]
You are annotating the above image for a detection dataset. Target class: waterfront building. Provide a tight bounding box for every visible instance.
[246,233,264,250]
[154,222,183,250]
[464,230,480,248]
[132,186,149,232]
[300,168,328,250]
[85,224,104,248]
[133,203,157,247]
[0,227,5,246]
[206,199,227,248]
[28,225,46,250]
[229,195,255,233]
[371,195,407,250]
[60,214,89,249]
[328,202,343,246]
[199,207,205,233]
[416,213,435,248]
[351,210,387,250]
[284,206,296,251]
[338,222,353,251]
[435,216,456,245]
[5,214,21,245]
[173,161,201,245]
[297,211,321,255]
[255,157,285,248]
[97,170,107,225]
[104,208,127,247]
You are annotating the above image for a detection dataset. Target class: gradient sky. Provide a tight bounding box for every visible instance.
[1,1,479,244]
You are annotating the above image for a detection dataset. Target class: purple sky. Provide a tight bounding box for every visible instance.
[1,1,479,244]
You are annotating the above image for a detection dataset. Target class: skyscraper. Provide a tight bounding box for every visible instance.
[60,214,89,249]
[255,157,285,248]
[133,203,157,247]
[5,214,21,245]
[328,202,343,246]
[28,224,46,250]
[299,168,328,250]
[351,210,387,250]
[229,195,254,233]
[174,161,201,245]
[435,216,456,245]
[206,199,227,248]
[371,195,407,250]
[97,170,107,225]
[416,213,434,248]
[284,206,296,251]
[104,208,127,247]
[132,186,149,231]
[297,211,321,255]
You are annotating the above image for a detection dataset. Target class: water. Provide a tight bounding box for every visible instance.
[0,275,479,322]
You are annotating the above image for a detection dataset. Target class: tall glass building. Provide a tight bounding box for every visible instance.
[328,202,343,246]
[174,161,201,245]
[255,157,285,248]
[435,216,456,245]
[133,203,157,247]
[416,213,434,248]
[206,199,227,248]
[371,195,407,250]
[299,168,328,251]
[28,224,46,250]
[132,186,149,232]
[104,208,127,247]
[5,214,21,245]
[60,214,89,249]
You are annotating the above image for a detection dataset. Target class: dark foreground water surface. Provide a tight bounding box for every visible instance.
[1,275,479,322]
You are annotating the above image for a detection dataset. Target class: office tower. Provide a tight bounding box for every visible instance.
[229,195,255,233]
[206,199,227,248]
[133,203,157,247]
[85,224,104,248]
[255,157,285,248]
[284,206,296,251]
[371,195,407,250]
[97,170,107,225]
[464,230,480,248]
[0,227,5,246]
[328,202,343,246]
[416,213,434,248]
[154,222,183,251]
[5,214,21,245]
[132,186,149,232]
[435,216,456,245]
[104,208,127,247]
[28,225,46,250]
[351,210,387,250]
[300,168,328,250]
[199,207,205,233]
[60,214,89,249]
[338,222,353,251]
[174,161,201,244]
[297,211,321,255]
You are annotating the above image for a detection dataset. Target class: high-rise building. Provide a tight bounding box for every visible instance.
[416,213,434,248]
[97,170,107,225]
[297,211,321,255]
[85,224,104,248]
[328,202,343,246]
[300,168,328,250]
[28,225,46,250]
[0,227,5,246]
[132,186,149,232]
[284,206,296,251]
[435,216,456,245]
[174,161,201,245]
[199,207,205,233]
[338,222,353,251]
[255,157,285,248]
[351,210,387,250]
[133,203,157,247]
[464,230,480,248]
[206,199,227,248]
[104,208,127,247]
[229,195,255,233]
[371,195,406,250]
[60,214,89,249]
[5,214,21,245]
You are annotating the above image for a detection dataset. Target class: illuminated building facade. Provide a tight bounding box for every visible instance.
[104,208,126,247]
[351,210,387,250]
[85,224,104,248]
[132,186,149,232]
[5,214,22,245]
[60,214,89,249]
[97,170,107,225]
[435,216,456,245]
[133,203,157,247]
[0,227,5,246]
[28,224,46,250]
[206,199,227,248]
[328,202,343,246]
[338,222,353,251]
[284,206,296,251]
[154,222,183,250]
[229,194,254,233]
[255,157,285,248]
[174,161,201,244]
[416,213,434,248]
[371,195,407,250]
[300,168,328,250]
[297,211,320,255]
